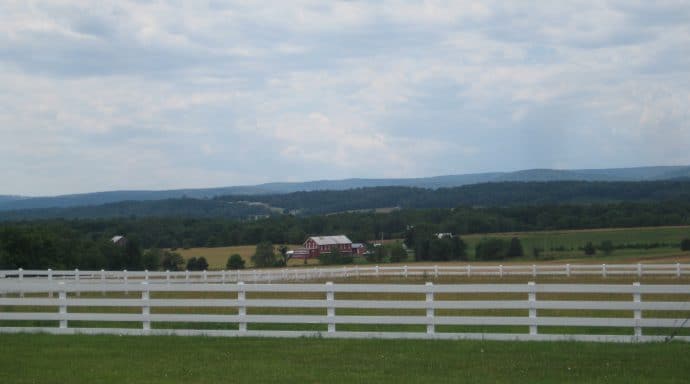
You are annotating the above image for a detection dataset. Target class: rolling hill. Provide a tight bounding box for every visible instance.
[1,165,689,212]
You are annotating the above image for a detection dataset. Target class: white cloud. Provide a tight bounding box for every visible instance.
[0,0,689,194]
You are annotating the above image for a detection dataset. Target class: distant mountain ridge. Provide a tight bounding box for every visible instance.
[1,165,689,212]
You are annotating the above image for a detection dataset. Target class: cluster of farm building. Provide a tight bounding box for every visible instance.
[288,235,367,259]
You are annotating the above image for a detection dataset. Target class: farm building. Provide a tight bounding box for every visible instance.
[110,235,127,247]
[292,235,353,259]
[352,243,367,256]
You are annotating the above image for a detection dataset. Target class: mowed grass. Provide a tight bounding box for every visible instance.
[0,334,689,383]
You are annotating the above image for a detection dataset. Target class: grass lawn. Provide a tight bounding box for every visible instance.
[0,334,689,383]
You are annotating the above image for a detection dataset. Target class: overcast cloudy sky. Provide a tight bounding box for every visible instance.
[1,1,689,195]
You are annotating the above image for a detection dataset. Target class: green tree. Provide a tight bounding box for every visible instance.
[252,241,276,268]
[122,239,144,270]
[475,238,509,261]
[319,246,353,265]
[583,242,596,256]
[389,243,407,263]
[186,256,209,271]
[507,237,524,258]
[366,245,386,263]
[681,238,690,251]
[600,240,614,255]
[277,245,289,267]
[226,254,245,270]
[161,251,184,271]
[142,248,162,270]
[532,247,543,260]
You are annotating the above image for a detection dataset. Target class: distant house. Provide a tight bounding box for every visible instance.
[352,243,367,256]
[435,233,453,239]
[292,235,353,259]
[110,235,128,247]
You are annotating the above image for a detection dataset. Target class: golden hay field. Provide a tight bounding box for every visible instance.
[172,244,311,269]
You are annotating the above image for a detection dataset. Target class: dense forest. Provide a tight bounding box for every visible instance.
[218,180,690,215]
[1,199,690,270]
[2,180,690,220]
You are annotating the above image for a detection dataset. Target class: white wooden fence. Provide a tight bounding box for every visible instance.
[2,263,689,285]
[1,280,689,342]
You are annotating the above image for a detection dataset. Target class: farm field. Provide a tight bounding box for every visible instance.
[461,225,690,260]
[173,226,690,269]
[1,334,689,383]
[172,244,306,269]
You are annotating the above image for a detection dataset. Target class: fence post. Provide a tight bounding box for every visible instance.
[166,270,170,284]
[434,265,439,279]
[677,263,681,278]
[48,268,53,298]
[101,269,105,296]
[426,282,435,335]
[602,264,607,278]
[124,270,128,295]
[528,281,537,336]
[637,263,642,278]
[203,270,208,283]
[566,264,571,278]
[633,282,642,339]
[142,282,150,332]
[185,270,190,281]
[404,265,408,279]
[58,282,67,329]
[253,270,258,283]
[238,281,247,332]
[326,282,335,333]
[221,270,226,284]
[145,269,149,283]
[18,268,23,298]
[375,265,379,278]
[355,265,359,278]
[499,265,503,278]
[74,268,80,297]
[467,264,471,277]
[532,264,537,278]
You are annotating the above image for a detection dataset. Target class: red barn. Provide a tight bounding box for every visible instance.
[300,235,353,259]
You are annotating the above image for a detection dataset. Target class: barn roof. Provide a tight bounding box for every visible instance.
[308,235,352,245]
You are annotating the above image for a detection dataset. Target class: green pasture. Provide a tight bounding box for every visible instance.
[1,334,689,383]
[461,225,690,262]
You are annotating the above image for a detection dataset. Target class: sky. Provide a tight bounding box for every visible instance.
[1,1,689,196]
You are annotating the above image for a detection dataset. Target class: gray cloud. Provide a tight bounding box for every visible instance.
[0,0,689,195]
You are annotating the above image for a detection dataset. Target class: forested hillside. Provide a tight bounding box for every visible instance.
[2,165,688,212]
[2,200,690,269]
[2,180,690,220]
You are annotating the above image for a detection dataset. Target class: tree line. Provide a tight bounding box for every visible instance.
[1,200,690,269]
[3,180,690,221]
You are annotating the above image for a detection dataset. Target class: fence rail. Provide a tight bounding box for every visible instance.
[2,263,689,286]
[1,280,689,342]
